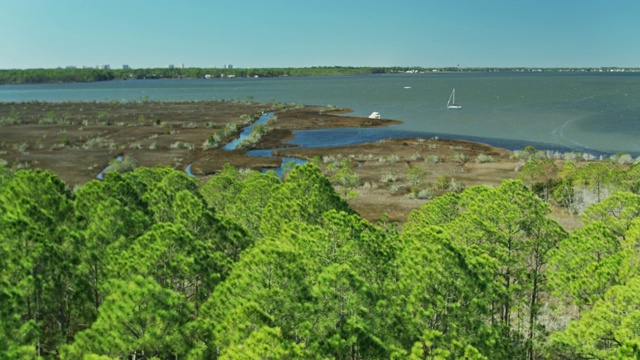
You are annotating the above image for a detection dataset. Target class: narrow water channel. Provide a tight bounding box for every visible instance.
[221,112,272,151]
[96,155,123,180]
[185,112,308,178]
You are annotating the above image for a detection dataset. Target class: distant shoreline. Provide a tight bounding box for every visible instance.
[2,66,639,86]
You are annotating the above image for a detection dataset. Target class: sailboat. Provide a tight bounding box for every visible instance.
[447,88,462,109]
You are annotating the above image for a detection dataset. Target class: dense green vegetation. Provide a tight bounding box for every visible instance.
[1,66,638,85]
[0,67,384,85]
[2,161,640,359]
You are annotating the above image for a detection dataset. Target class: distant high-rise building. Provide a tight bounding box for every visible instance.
[180,63,184,69]
[123,64,130,69]
[168,64,175,69]
[223,64,233,69]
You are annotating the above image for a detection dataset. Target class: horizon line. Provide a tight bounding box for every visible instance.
[1,65,639,71]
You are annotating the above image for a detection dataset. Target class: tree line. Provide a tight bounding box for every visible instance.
[1,162,640,359]
[0,67,387,85]
[3,66,636,85]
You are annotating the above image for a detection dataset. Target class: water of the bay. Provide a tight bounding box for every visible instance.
[1,72,639,155]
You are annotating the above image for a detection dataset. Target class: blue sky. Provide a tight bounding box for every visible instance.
[1,0,639,69]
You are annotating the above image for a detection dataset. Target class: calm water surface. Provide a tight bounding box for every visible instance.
[2,72,639,155]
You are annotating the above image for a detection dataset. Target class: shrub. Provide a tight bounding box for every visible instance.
[452,153,471,171]
[435,174,453,190]
[322,155,336,164]
[0,115,22,125]
[362,181,378,190]
[449,180,466,193]
[183,122,197,129]
[424,155,442,163]
[407,187,434,200]
[563,152,579,162]
[160,121,171,128]
[324,163,339,175]
[389,183,405,194]
[475,153,496,163]
[83,137,115,149]
[170,141,195,150]
[511,150,526,160]
[611,152,634,164]
[379,154,400,163]
[381,172,398,183]
[238,124,271,149]
[39,110,73,125]
[417,188,435,199]
[105,156,137,174]
[406,165,428,186]
[16,143,29,153]
[240,113,256,124]
[406,152,423,161]
[310,156,323,167]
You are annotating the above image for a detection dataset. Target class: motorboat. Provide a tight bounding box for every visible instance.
[368,112,381,119]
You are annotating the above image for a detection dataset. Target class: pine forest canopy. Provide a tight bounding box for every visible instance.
[2,162,640,359]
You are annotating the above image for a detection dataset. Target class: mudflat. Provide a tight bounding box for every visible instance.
[0,100,577,227]
[0,101,396,179]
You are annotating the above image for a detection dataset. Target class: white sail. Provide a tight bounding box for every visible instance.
[447,88,461,109]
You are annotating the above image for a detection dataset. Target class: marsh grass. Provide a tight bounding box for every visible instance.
[379,154,400,163]
[475,154,496,163]
[424,154,442,163]
[380,172,398,183]
[105,156,137,174]
[83,137,116,149]
[170,141,195,150]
